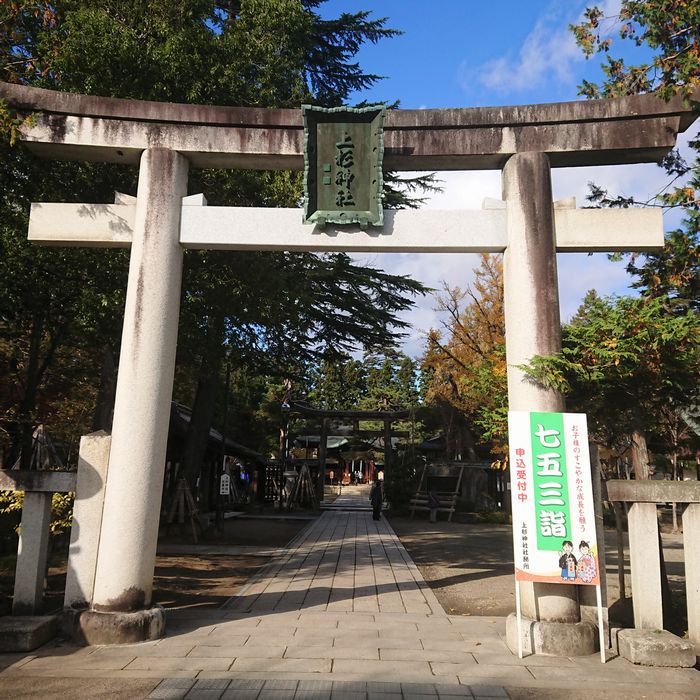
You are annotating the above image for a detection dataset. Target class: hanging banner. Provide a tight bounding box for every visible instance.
[508,411,600,586]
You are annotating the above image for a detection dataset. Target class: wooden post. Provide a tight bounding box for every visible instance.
[317,417,329,503]
[383,420,392,484]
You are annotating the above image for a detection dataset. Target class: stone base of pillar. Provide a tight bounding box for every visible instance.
[0,615,59,652]
[506,613,598,657]
[70,605,165,645]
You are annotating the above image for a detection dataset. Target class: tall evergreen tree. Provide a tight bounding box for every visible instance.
[0,1,429,480]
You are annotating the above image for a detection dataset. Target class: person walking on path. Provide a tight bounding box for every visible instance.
[370,478,383,520]
[428,489,441,523]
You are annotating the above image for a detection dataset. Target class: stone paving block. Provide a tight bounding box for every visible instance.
[365,636,422,650]
[285,645,379,660]
[91,644,196,659]
[484,651,576,666]
[289,632,336,646]
[629,665,700,685]
[241,625,298,638]
[217,645,287,659]
[332,658,433,681]
[435,683,474,698]
[466,686,508,698]
[296,614,341,628]
[430,661,532,685]
[232,657,331,673]
[186,635,250,647]
[256,614,301,626]
[187,645,259,658]
[332,630,381,643]
[420,639,475,652]
[367,694,401,700]
[457,640,508,653]
[456,664,533,684]
[378,626,419,638]
[148,688,190,700]
[333,681,367,691]
[380,648,475,664]
[184,690,224,700]
[257,690,297,700]
[417,631,464,643]
[263,679,299,690]
[220,690,259,700]
[157,678,198,689]
[366,682,402,693]
[330,693,365,700]
[401,683,439,695]
[147,678,195,699]
[296,679,334,698]
[192,679,231,690]
[125,657,233,671]
[373,613,430,623]
[416,618,453,629]
[226,679,265,690]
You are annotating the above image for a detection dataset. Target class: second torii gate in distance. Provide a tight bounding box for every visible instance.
[2,81,697,651]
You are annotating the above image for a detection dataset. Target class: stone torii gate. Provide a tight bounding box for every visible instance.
[1,82,697,649]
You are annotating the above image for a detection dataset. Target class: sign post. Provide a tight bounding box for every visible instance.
[508,411,606,662]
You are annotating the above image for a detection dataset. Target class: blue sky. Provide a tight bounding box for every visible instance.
[318,0,695,357]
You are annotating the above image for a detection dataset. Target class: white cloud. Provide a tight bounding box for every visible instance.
[474,20,582,95]
[459,0,623,98]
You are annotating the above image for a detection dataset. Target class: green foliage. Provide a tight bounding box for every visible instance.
[0,1,436,471]
[569,3,700,470]
[0,490,74,538]
[572,2,700,314]
[571,1,700,100]
[522,293,699,447]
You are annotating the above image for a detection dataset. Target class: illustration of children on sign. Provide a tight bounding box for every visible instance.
[558,540,577,581]
[576,540,597,583]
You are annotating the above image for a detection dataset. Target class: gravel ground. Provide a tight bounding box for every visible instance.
[388,514,688,630]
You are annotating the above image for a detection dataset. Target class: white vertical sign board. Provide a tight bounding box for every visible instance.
[508,411,600,585]
[508,411,606,661]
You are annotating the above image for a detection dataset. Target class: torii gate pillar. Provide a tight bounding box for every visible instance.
[79,148,188,643]
[503,151,594,655]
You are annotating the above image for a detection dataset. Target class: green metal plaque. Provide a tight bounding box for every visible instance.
[302,105,385,227]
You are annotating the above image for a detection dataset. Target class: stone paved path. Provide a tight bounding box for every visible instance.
[1,504,698,699]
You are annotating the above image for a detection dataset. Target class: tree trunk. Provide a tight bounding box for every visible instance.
[630,429,650,480]
[180,371,221,511]
[12,314,45,470]
[179,315,226,510]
